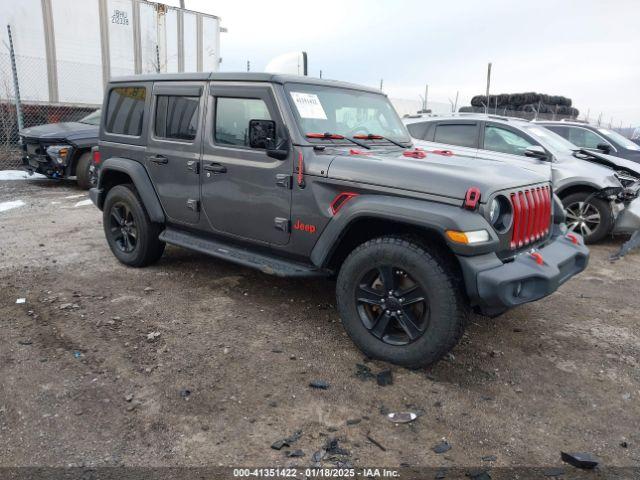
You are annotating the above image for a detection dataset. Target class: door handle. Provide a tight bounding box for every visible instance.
[203,163,227,174]
[148,155,168,165]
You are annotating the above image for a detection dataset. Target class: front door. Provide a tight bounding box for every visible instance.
[200,83,292,245]
[145,82,205,225]
[479,122,552,178]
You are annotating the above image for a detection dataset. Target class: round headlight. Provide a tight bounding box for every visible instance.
[489,199,501,223]
[489,195,512,233]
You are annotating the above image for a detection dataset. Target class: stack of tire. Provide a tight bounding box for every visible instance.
[459,92,579,118]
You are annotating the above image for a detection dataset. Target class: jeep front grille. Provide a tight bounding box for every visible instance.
[510,186,551,249]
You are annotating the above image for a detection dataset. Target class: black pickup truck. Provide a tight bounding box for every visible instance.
[20,110,100,189]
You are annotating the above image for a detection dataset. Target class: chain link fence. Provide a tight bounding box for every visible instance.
[0,50,99,170]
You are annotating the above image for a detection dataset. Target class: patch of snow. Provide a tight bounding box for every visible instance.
[74,199,93,207]
[16,298,26,304]
[65,194,86,199]
[0,170,46,180]
[0,200,26,212]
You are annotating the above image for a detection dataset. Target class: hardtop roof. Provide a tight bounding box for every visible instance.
[108,72,383,94]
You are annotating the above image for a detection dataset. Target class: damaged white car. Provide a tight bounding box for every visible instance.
[403,114,640,246]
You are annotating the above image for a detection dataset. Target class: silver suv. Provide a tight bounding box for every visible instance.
[404,114,640,243]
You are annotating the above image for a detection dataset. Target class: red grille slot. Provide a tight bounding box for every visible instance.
[509,186,552,250]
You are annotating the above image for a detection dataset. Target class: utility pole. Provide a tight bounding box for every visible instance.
[423,84,428,112]
[454,91,459,112]
[485,62,492,115]
[319,69,322,78]
[379,78,383,91]
[246,60,250,72]
[180,0,185,8]
[7,25,24,131]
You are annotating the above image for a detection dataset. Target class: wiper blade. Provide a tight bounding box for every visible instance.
[306,132,370,149]
[353,133,409,148]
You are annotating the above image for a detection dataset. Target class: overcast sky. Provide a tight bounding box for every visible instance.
[173,0,639,125]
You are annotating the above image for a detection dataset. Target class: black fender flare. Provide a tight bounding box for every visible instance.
[93,157,165,224]
[310,195,499,267]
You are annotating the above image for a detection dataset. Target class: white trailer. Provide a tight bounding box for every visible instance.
[0,0,222,106]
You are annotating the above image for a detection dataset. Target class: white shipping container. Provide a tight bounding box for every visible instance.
[0,0,222,106]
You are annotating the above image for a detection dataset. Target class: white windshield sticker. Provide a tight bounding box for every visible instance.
[290,92,327,119]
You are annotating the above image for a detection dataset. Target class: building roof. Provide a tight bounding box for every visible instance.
[109,72,382,94]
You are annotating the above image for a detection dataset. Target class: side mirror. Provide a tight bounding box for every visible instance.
[596,143,611,154]
[248,119,289,160]
[524,145,550,161]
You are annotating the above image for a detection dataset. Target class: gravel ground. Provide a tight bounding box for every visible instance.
[1,178,639,471]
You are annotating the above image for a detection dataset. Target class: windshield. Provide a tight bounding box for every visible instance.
[284,83,410,143]
[79,109,101,125]
[597,128,640,150]
[522,125,580,154]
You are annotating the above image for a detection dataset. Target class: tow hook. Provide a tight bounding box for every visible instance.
[530,251,544,265]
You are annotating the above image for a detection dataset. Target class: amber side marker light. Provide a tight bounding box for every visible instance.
[445,229,490,245]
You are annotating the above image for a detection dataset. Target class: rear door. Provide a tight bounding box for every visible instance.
[200,83,292,245]
[421,120,480,159]
[145,82,205,225]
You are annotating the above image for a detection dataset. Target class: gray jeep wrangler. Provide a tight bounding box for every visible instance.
[90,73,589,367]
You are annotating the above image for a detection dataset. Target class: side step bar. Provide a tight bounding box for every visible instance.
[159,228,328,278]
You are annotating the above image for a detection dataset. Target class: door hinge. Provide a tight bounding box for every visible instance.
[275,174,292,189]
[186,199,200,212]
[274,217,290,232]
[187,160,200,174]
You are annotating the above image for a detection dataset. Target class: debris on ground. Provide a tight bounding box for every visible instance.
[285,449,304,457]
[365,431,386,451]
[124,394,134,402]
[386,412,417,424]
[355,363,375,381]
[543,467,565,477]
[466,468,491,480]
[376,369,393,386]
[560,451,599,469]
[146,331,161,341]
[311,449,325,462]
[620,441,628,448]
[143,287,154,293]
[432,440,452,454]
[59,303,79,310]
[72,351,81,358]
[346,418,361,425]
[481,454,497,462]
[610,230,640,261]
[271,430,302,450]
[17,339,33,345]
[323,437,349,456]
[309,380,329,390]
[15,298,26,304]
[179,389,191,400]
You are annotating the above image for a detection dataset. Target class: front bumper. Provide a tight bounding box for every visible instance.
[458,229,589,313]
[612,197,640,234]
[21,141,73,178]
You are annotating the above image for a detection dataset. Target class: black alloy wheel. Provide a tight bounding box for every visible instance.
[356,265,430,346]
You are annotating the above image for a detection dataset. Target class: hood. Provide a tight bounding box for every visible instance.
[326,148,550,201]
[19,122,98,143]
[575,149,640,177]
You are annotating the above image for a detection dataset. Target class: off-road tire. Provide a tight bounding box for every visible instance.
[103,184,165,267]
[75,151,92,190]
[336,236,468,368]
[561,192,613,244]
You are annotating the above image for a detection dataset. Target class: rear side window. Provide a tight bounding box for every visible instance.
[215,97,271,147]
[434,123,476,148]
[154,95,200,141]
[105,87,146,136]
[406,122,430,140]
